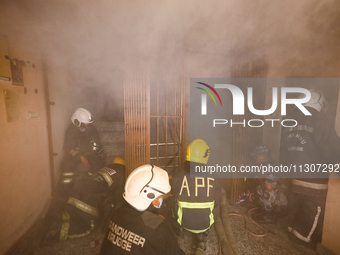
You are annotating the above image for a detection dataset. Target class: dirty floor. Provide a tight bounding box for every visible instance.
[9,201,335,255]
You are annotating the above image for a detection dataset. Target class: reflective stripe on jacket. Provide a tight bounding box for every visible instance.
[177,200,215,233]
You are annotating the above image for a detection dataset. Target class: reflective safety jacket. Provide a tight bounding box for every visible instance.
[170,163,220,233]
[280,107,340,195]
[59,163,126,240]
[100,204,185,255]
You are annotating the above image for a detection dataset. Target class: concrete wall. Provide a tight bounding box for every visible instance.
[0,36,51,254]
[322,89,340,254]
[0,32,101,255]
[322,175,340,254]
[0,29,117,255]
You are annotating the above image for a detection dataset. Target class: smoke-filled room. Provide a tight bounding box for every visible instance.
[1,1,340,255]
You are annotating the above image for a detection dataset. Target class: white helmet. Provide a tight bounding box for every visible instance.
[302,89,326,112]
[123,164,171,211]
[71,108,94,127]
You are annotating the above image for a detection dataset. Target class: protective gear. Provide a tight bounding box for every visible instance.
[301,89,326,112]
[90,140,106,159]
[170,162,220,234]
[58,163,126,241]
[123,164,171,211]
[112,157,125,166]
[186,139,210,164]
[61,121,104,174]
[90,140,99,151]
[71,108,94,127]
[100,203,186,255]
[57,108,104,203]
[281,103,340,245]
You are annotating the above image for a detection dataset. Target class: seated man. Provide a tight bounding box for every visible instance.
[100,164,185,255]
[170,139,220,250]
[250,145,287,224]
[42,157,125,244]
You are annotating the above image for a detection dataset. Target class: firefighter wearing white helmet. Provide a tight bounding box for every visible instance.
[123,164,171,211]
[300,89,326,112]
[281,89,340,248]
[71,108,94,132]
[100,164,185,255]
[170,139,220,251]
[57,108,105,199]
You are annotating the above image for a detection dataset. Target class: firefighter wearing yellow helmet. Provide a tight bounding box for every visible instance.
[170,139,220,250]
[186,139,211,164]
[112,156,125,166]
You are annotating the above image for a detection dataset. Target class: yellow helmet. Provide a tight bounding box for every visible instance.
[113,157,126,166]
[186,139,210,164]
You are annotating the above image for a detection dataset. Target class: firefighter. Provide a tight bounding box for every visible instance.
[280,89,340,249]
[170,139,220,250]
[100,164,185,255]
[250,145,287,224]
[42,158,126,245]
[58,108,105,198]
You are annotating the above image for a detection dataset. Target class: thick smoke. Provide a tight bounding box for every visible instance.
[1,0,340,118]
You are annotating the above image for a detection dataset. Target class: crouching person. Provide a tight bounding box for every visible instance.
[170,139,220,251]
[250,145,288,224]
[100,164,185,255]
[42,158,126,245]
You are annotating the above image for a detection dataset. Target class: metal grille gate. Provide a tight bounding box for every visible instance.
[124,64,186,176]
[230,61,268,203]
[149,76,186,174]
[124,65,151,175]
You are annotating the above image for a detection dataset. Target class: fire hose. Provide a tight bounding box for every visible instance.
[213,188,243,255]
